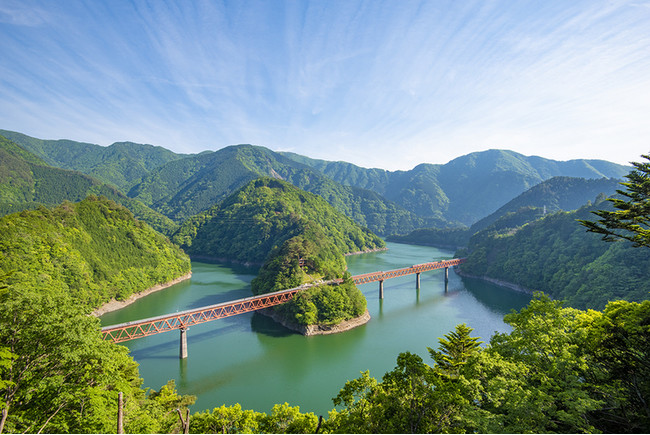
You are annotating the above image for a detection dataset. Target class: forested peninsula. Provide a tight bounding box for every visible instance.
[173,177,385,333]
[0,196,191,311]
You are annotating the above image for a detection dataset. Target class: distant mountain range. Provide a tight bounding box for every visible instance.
[0,129,632,236]
[0,134,176,234]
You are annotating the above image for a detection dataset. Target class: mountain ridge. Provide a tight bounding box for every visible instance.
[1,129,631,232]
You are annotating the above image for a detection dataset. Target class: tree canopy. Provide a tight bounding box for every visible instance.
[0,196,190,310]
[580,154,650,248]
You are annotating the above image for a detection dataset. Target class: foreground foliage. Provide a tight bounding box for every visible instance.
[188,295,649,433]
[581,154,650,248]
[0,289,195,434]
[2,284,648,433]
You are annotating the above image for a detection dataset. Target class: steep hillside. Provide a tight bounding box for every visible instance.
[470,176,622,233]
[458,199,650,310]
[132,145,433,234]
[173,178,384,329]
[283,149,630,225]
[172,177,385,264]
[0,196,190,310]
[389,176,621,248]
[0,129,187,192]
[0,134,177,234]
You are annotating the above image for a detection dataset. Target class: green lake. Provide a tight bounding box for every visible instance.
[100,242,532,416]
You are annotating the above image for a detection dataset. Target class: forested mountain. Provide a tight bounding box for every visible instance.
[389,176,621,248]
[0,134,177,234]
[0,196,190,310]
[2,130,631,235]
[469,176,621,233]
[130,144,433,234]
[174,178,383,328]
[0,129,187,192]
[173,177,384,264]
[458,199,650,310]
[282,149,630,225]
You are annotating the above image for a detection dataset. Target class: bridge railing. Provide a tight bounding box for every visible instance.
[101,257,465,343]
[101,286,305,342]
[350,257,465,284]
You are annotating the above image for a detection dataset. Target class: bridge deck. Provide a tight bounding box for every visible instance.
[101,258,465,342]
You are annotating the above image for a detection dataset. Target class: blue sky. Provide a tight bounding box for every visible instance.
[1,0,649,170]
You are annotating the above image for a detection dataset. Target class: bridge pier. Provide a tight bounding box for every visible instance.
[444,267,449,283]
[416,273,420,289]
[379,280,384,299]
[180,327,188,359]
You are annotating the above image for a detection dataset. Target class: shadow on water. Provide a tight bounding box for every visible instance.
[129,317,248,359]
[460,276,532,315]
[192,258,260,275]
[250,312,297,337]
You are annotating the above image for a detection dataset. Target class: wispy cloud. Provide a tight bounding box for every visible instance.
[1,0,649,169]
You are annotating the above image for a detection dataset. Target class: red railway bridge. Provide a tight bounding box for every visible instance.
[101,258,465,358]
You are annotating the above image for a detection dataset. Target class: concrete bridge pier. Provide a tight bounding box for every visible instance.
[180,327,188,359]
[416,273,421,289]
[444,267,449,283]
[379,280,384,299]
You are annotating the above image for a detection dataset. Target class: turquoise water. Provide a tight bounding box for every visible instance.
[100,242,532,415]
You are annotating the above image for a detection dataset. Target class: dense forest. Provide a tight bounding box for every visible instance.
[0,134,177,234]
[388,176,622,248]
[174,177,383,328]
[0,196,190,310]
[3,287,648,433]
[456,199,650,310]
[282,149,629,225]
[3,131,630,233]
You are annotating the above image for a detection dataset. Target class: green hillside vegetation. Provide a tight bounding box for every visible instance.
[458,199,650,310]
[0,196,190,310]
[132,144,432,235]
[173,177,383,327]
[0,134,177,234]
[173,177,384,263]
[389,176,622,249]
[1,129,186,192]
[283,149,630,225]
[3,289,647,432]
[317,296,650,433]
[470,176,621,233]
[4,131,630,236]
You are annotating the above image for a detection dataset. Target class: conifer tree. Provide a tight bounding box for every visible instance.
[580,154,650,248]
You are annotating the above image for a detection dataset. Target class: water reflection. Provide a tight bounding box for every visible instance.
[460,276,532,316]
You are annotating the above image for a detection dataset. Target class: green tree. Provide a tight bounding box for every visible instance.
[428,323,482,378]
[586,300,650,432]
[580,154,650,248]
[0,289,142,433]
[486,294,602,433]
[190,403,263,434]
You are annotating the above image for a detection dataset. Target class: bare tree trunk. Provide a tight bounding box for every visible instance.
[117,392,124,434]
[0,407,8,434]
[36,402,66,434]
[177,408,189,434]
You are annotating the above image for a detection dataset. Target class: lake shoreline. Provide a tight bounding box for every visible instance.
[456,270,536,295]
[92,272,193,317]
[257,308,371,336]
[344,247,388,256]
